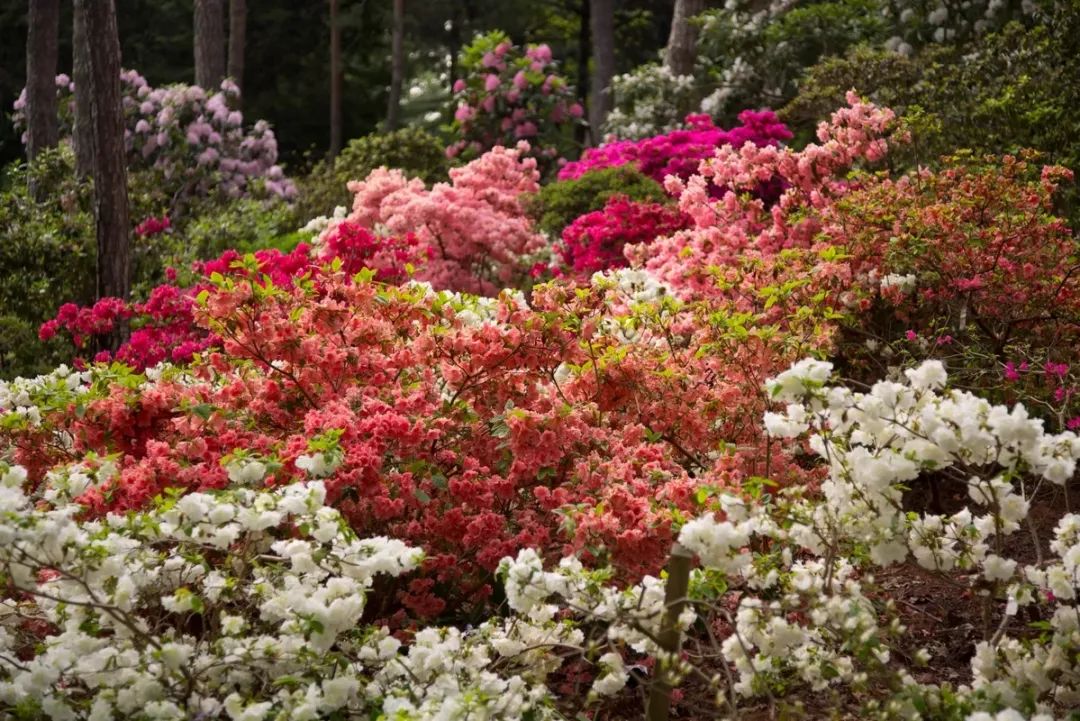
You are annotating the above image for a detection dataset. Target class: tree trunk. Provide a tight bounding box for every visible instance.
[386,0,405,131]
[72,3,94,178]
[588,0,614,142]
[194,0,226,90]
[575,0,590,146]
[77,0,130,315]
[666,0,705,77]
[228,0,246,95]
[329,0,342,157]
[25,0,60,163]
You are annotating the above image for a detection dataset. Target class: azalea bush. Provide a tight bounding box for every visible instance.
[556,196,690,276]
[5,90,1080,720]
[447,31,582,172]
[827,152,1080,428]
[333,141,547,295]
[37,221,426,371]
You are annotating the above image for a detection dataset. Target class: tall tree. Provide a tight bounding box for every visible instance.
[575,0,590,146]
[72,3,94,178]
[76,0,131,317]
[666,0,705,76]
[329,0,343,157]
[228,0,246,94]
[588,0,614,143]
[25,0,60,163]
[194,0,226,89]
[386,0,405,131]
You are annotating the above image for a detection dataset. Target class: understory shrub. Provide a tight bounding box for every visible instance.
[295,128,448,222]
[527,164,669,239]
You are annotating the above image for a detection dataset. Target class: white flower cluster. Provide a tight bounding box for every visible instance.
[0,364,91,429]
[587,269,682,346]
[0,468,490,720]
[0,461,643,719]
[756,358,1080,716]
[299,204,347,237]
[603,62,700,140]
[880,272,917,292]
[678,495,894,697]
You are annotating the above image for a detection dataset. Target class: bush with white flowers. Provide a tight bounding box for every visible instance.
[5,356,1080,719]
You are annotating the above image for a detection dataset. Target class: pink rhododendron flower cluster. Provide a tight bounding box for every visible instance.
[448,32,581,171]
[336,142,545,295]
[558,110,792,190]
[15,70,294,207]
[134,214,171,237]
[558,196,691,276]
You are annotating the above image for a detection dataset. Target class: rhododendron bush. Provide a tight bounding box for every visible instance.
[4,94,1080,719]
[14,70,294,209]
[448,31,582,171]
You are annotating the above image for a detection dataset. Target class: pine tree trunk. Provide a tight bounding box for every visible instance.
[329,0,343,157]
[666,0,704,77]
[194,0,226,90]
[386,0,405,131]
[73,3,94,178]
[228,0,246,95]
[77,0,131,319]
[588,0,614,142]
[575,0,590,146]
[25,0,60,163]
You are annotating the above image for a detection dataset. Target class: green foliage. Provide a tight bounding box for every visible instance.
[781,45,927,147]
[0,147,95,377]
[142,198,303,295]
[295,128,449,221]
[0,147,304,378]
[528,165,668,239]
[783,8,1080,217]
[696,0,889,123]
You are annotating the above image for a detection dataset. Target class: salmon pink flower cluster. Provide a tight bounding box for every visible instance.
[335,142,546,294]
